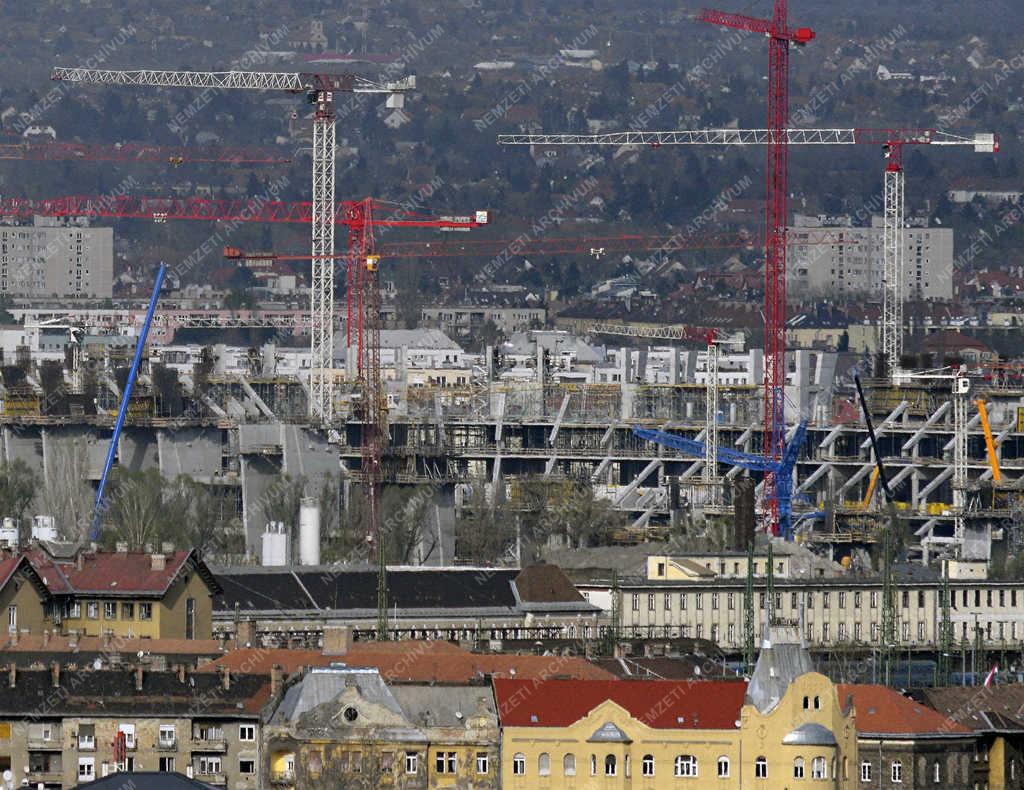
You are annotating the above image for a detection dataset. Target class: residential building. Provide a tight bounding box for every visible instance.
[0,665,272,789]
[494,625,858,788]
[788,214,954,301]
[265,666,499,789]
[0,554,50,638]
[214,564,599,646]
[0,222,113,298]
[420,305,546,338]
[27,547,221,641]
[913,685,1024,789]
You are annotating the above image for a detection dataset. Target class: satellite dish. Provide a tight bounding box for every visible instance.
[92,658,102,670]
[137,650,144,659]
[3,768,13,781]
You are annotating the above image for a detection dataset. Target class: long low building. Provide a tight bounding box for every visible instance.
[212,563,600,646]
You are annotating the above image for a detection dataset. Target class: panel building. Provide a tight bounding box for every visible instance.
[788,214,953,301]
[0,222,113,298]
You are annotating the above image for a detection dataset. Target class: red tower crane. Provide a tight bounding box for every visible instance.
[698,3,814,527]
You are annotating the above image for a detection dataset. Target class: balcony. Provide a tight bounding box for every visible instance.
[195,772,226,786]
[27,736,62,751]
[157,738,177,751]
[28,768,63,783]
[191,737,227,753]
[270,770,296,785]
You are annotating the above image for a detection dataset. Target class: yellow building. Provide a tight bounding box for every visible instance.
[495,627,857,788]
[28,546,220,640]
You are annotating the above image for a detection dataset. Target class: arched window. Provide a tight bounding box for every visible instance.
[794,757,805,779]
[538,753,550,776]
[802,695,809,709]
[755,756,768,779]
[624,755,631,778]
[674,755,698,777]
[512,753,525,776]
[813,695,821,709]
[563,754,576,777]
[590,755,597,776]
[642,754,654,777]
[891,760,903,783]
[811,756,826,779]
[717,756,730,777]
[933,761,941,783]
[605,755,617,776]
[842,757,848,780]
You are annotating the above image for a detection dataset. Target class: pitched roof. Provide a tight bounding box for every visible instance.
[911,686,1024,733]
[512,563,587,605]
[492,678,746,729]
[198,641,616,683]
[838,684,972,736]
[77,773,219,790]
[26,548,221,597]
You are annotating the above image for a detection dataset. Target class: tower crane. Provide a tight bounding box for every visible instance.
[51,65,416,424]
[500,125,995,530]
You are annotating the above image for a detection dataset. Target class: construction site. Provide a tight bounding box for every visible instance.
[0,2,1016,664]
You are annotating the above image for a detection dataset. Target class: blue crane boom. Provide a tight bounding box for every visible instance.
[90,263,167,541]
[633,420,808,539]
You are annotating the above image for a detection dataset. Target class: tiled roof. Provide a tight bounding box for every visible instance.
[26,548,220,597]
[838,684,972,736]
[199,641,615,683]
[493,678,747,729]
[911,686,1024,733]
[513,563,586,604]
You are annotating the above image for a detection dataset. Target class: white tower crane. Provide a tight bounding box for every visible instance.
[52,67,415,423]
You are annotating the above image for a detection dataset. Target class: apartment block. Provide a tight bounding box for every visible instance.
[788,215,953,301]
[0,224,113,298]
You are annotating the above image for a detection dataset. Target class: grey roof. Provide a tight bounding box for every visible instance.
[503,330,604,364]
[746,625,815,715]
[333,328,462,361]
[783,722,838,746]
[271,667,403,725]
[588,721,632,743]
[76,772,218,789]
[389,685,497,729]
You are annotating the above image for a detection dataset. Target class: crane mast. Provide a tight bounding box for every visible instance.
[51,65,415,424]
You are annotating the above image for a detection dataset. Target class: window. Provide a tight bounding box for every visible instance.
[933,761,940,783]
[563,754,576,776]
[87,602,99,619]
[696,593,703,610]
[794,757,805,778]
[476,752,489,775]
[118,724,135,750]
[158,725,175,747]
[664,593,671,611]
[436,752,456,774]
[717,756,730,777]
[513,753,525,776]
[674,755,697,777]
[79,757,96,781]
[590,755,597,776]
[69,601,81,618]
[642,754,655,776]
[351,752,362,773]
[121,602,134,620]
[812,756,826,779]
[405,753,418,774]
[854,591,862,607]
[902,590,909,608]
[918,622,926,641]
[186,598,196,640]
[104,602,117,619]
[5,606,14,632]
[159,757,175,772]
[891,760,903,783]
[196,756,221,776]
[755,756,767,779]
[712,592,719,610]
[632,594,640,611]
[538,753,550,776]
[838,592,846,608]
[139,603,152,620]
[680,593,687,610]
[823,592,830,609]
[239,759,255,775]
[919,590,926,608]
[605,755,617,776]
[648,594,655,611]
[239,724,255,742]
[870,591,878,608]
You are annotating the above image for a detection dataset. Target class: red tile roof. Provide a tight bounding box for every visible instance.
[838,685,972,735]
[493,678,746,729]
[25,549,217,596]
[198,641,616,683]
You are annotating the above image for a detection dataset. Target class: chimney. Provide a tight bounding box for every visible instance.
[236,618,255,648]
[115,541,128,554]
[67,629,79,650]
[41,629,50,648]
[7,663,14,688]
[161,541,174,554]
[50,662,60,688]
[8,629,17,648]
[220,666,231,691]
[134,665,143,691]
[150,553,166,572]
[75,552,85,571]
[102,630,112,649]
[176,663,186,683]
[270,663,283,697]
[323,625,353,656]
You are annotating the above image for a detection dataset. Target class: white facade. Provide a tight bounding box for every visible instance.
[0,225,113,298]
[788,215,953,301]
